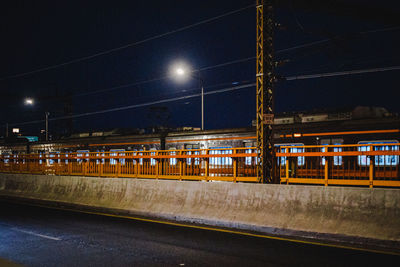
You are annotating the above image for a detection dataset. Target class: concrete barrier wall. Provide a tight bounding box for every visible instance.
[1,173,400,243]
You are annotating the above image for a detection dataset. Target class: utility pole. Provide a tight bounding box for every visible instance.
[200,79,204,131]
[45,112,50,141]
[256,0,275,183]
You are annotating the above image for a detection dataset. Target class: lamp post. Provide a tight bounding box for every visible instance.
[172,65,205,131]
[45,112,50,141]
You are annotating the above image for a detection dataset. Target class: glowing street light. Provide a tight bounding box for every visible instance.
[170,62,191,83]
[176,67,185,76]
[170,62,205,130]
[24,98,34,105]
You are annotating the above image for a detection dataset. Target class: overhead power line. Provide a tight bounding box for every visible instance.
[70,27,400,98]
[5,64,400,127]
[285,66,400,81]
[9,24,399,101]
[75,57,257,97]
[42,40,343,99]
[0,4,255,81]
[8,83,255,126]
[277,25,400,54]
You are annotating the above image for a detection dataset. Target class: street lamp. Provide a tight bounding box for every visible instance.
[24,98,34,105]
[5,98,35,137]
[175,67,185,76]
[171,63,205,131]
[22,97,50,141]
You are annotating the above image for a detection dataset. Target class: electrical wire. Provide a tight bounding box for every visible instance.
[8,83,255,126]
[276,25,400,54]
[75,57,257,97]
[6,64,400,127]
[61,24,400,98]
[0,4,255,81]
[285,65,400,81]
[18,24,400,99]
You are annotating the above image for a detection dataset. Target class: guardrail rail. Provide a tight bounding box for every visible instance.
[276,143,400,188]
[0,148,258,182]
[1,144,399,187]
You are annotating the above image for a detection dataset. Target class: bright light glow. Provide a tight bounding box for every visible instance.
[12,128,20,133]
[169,61,191,83]
[176,68,185,76]
[24,98,34,105]
[293,133,302,138]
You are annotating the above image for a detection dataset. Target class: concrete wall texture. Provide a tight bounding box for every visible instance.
[1,173,399,243]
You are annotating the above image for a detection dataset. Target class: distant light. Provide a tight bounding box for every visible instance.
[24,98,34,105]
[169,61,191,83]
[176,68,185,76]
[12,128,20,133]
[232,82,239,85]
[293,133,302,137]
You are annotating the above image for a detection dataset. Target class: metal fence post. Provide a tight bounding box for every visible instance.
[233,149,238,182]
[324,146,329,186]
[285,148,289,184]
[99,159,103,177]
[205,150,209,181]
[179,159,183,181]
[83,161,87,176]
[369,145,374,188]
[116,162,121,178]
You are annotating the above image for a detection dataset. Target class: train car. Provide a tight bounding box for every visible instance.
[1,106,399,156]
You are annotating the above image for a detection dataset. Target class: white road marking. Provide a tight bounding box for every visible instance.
[11,228,61,241]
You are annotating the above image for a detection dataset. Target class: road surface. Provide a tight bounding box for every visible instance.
[0,200,397,266]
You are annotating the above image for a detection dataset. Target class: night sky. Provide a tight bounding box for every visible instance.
[1,0,399,137]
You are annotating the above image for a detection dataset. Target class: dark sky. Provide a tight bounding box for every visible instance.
[1,0,399,136]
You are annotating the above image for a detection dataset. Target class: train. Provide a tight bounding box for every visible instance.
[1,106,399,156]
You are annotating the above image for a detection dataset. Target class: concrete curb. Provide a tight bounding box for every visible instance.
[1,173,399,250]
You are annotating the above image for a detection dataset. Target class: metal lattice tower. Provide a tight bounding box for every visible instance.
[256,0,275,183]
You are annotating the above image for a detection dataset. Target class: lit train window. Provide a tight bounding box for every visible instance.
[39,152,43,164]
[209,147,232,166]
[185,145,200,165]
[245,149,254,165]
[48,154,54,165]
[169,148,177,165]
[48,152,60,165]
[150,149,156,166]
[186,150,200,165]
[244,143,253,166]
[138,150,143,165]
[358,140,399,166]
[321,144,343,166]
[3,154,9,164]
[132,149,143,165]
[110,149,125,165]
[96,150,105,164]
[77,150,89,164]
[274,143,305,166]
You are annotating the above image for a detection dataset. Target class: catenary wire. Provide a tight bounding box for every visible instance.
[285,65,400,81]
[8,83,255,126]
[6,64,400,127]
[0,4,255,81]
[26,25,400,99]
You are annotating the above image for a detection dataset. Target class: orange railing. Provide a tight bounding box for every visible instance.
[0,148,258,182]
[276,144,400,187]
[1,144,399,187]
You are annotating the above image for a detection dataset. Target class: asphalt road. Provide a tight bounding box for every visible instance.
[0,200,398,267]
